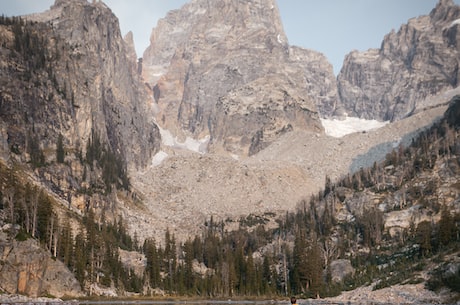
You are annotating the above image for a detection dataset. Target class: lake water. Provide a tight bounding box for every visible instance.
[0,301,436,305]
[76,301,437,305]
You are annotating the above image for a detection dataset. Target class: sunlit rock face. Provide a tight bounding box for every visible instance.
[9,0,161,169]
[142,0,338,156]
[337,0,460,121]
[0,237,82,298]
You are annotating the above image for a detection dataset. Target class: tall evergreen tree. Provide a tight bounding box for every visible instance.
[438,208,455,246]
[416,221,433,257]
[291,228,308,294]
[56,133,65,163]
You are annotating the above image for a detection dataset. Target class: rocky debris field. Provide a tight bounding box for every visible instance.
[128,104,448,243]
[325,283,449,304]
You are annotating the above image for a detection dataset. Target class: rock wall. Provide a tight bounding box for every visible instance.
[1,0,160,170]
[337,0,460,121]
[0,232,82,298]
[142,0,336,155]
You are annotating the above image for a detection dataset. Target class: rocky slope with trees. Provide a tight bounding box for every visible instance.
[0,0,160,297]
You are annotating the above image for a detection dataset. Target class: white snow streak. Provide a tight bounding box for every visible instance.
[277,34,282,44]
[151,151,169,166]
[451,19,460,27]
[159,127,209,153]
[321,117,389,138]
[150,127,210,166]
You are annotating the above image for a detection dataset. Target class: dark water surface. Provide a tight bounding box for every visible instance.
[0,301,436,305]
[77,301,436,305]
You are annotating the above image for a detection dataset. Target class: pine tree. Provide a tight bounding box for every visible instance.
[36,190,53,243]
[74,231,88,286]
[246,250,256,294]
[306,241,324,298]
[438,208,454,246]
[58,221,73,267]
[27,131,45,168]
[56,133,65,163]
[416,221,433,257]
[164,229,177,293]
[292,228,308,294]
[182,238,195,292]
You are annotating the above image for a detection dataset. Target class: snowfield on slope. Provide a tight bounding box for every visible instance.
[321,116,389,137]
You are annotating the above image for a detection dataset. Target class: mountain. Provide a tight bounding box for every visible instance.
[0,0,459,300]
[336,0,460,121]
[130,0,459,244]
[142,0,337,156]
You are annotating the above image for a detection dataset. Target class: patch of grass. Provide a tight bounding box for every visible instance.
[15,229,30,241]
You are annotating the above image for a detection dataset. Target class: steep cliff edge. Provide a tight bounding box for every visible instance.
[142,0,337,156]
[337,0,460,121]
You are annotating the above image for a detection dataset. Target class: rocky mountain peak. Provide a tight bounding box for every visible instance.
[123,31,139,74]
[52,0,84,7]
[142,0,335,156]
[336,0,460,121]
[431,0,459,25]
[435,0,455,10]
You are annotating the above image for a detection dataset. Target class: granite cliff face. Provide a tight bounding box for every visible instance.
[337,0,460,121]
[0,0,160,169]
[142,0,337,155]
[0,231,82,298]
[0,0,162,216]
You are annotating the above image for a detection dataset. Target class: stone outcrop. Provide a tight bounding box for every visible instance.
[330,259,355,283]
[0,231,82,298]
[337,0,460,121]
[142,0,337,155]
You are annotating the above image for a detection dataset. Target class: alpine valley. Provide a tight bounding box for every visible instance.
[0,0,459,303]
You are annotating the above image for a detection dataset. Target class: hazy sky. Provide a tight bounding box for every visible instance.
[1,0,458,74]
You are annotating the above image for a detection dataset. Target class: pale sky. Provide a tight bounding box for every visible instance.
[1,0,458,74]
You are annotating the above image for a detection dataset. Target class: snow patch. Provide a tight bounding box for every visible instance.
[159,127,209,154]
[277,34,283,44]
[451,18,460,27]
[152,151,168,166]
[230,153,240,161]
[321,117,389,138]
